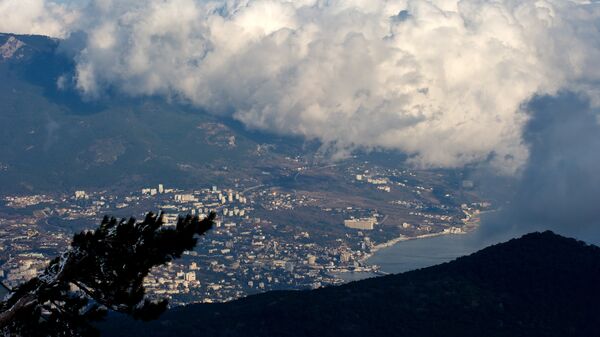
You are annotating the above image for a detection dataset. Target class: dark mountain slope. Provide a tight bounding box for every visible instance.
[103,231,600,337]
[0,33,308,193]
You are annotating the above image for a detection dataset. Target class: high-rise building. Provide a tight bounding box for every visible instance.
[340,252,351,263]
[174,194,196,202]
[158,184,164,193]
[185,272,196,282]
[74,191,88,200]
[462,180,475,189]
[344,218,377,230]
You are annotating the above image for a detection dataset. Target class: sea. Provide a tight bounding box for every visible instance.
[336,212,600,283]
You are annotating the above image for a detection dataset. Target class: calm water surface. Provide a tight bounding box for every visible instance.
[367,213,521,274]
[338,214,599,281]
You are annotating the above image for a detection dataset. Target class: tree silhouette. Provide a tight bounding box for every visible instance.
[0,211,215,337]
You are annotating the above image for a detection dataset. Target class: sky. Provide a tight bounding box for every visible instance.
[491,91,600,240]
[1,0,599,173]
[1,0,600,235]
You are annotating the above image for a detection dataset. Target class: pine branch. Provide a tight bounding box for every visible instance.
[0,293,37,327]
[0,211,215,336]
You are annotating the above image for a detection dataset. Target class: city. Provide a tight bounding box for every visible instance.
[0,162,488,306]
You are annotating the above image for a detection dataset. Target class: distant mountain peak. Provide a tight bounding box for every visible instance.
[0,35,25,60]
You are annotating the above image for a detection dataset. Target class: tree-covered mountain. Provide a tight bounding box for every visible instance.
[0,33,313,194]
[102,231,600,337]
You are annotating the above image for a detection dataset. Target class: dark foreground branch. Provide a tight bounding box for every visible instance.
[0,212,215,337]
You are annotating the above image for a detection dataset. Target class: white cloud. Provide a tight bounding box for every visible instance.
[5,0,600,174]
[0,0,78,38]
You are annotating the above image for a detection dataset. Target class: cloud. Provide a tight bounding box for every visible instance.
[511,93,600,230]
[482,92,600,242]
[4,0,600,174]
[0,0,78,38]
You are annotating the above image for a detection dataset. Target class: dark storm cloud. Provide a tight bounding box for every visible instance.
[492,92,600,241]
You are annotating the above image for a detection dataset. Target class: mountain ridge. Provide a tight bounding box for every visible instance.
[0,33,412,195]
[0,33,318,194]
[101,231,600,337]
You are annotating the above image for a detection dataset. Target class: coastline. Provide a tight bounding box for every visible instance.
[359,231,465,267]
[359,209,490,268]
[332,209,492,281]
[330,231,466,281]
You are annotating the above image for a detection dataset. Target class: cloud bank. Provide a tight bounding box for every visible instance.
[506,92,600,235]
[477,91,600,242]
[3,0,600,173]
[0,0,78,38]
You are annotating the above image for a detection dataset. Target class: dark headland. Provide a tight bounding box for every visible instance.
[102,231,600,337]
